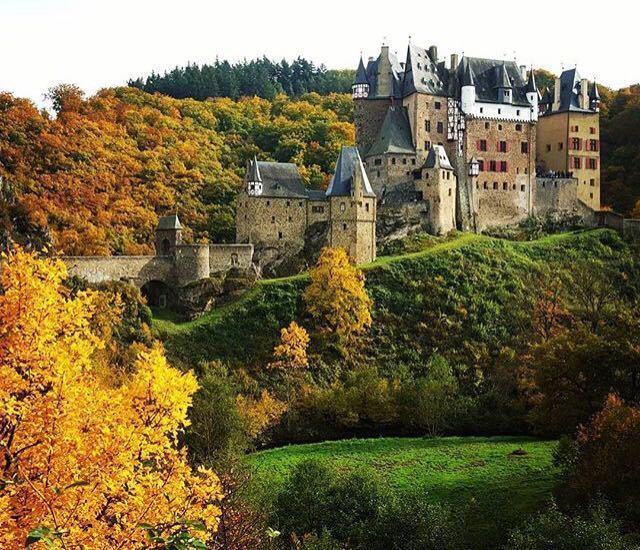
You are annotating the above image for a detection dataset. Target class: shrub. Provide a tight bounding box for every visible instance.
[505,503,638,550]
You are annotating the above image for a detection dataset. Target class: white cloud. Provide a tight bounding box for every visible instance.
[0,0,635,106]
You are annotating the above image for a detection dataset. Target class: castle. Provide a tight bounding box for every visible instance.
[236,146,377,264]
[235,41,602,264]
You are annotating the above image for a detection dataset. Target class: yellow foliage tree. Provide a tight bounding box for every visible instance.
[0,248,221,548]
[236,391,287,441]
[271,321,310,371]
[303,247,372,342]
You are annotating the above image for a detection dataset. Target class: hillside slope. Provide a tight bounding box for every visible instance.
[156,229,635,372]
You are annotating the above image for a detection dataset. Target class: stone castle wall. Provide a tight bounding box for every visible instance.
[532,178,582,217]
[62,243,254,288]
[403,94,450,163]
[209,244,254,273]
[236,191,308,247]
[63,256,175,286]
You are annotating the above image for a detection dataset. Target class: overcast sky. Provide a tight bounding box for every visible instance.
[1,0,636,106]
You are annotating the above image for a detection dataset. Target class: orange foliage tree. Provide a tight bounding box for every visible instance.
[304,247,372,344]
[0,88,354,255]
[0,249,221,548]
[556,394,640,525]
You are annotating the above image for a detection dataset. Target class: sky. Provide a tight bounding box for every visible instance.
[0,0,636,106]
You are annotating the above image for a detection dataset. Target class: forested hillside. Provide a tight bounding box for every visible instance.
[129,57,355,100]
[0,87,353,254]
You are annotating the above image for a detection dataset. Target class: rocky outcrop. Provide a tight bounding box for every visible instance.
[175,267,258,319]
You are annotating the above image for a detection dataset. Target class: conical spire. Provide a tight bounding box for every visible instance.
[355,56,368,85]
[589,80,600,100]
[526,68,537,93]
[495,62,511,88]
[462,59,475,87]
[247,155,261,183]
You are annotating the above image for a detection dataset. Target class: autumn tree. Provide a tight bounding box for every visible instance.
[555,394,640,527]
[303,247,372,346]
[0,248,221,548]
[268,321,310,430]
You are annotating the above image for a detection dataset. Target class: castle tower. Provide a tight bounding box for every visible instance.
[526,69,539,122]
[460,59,476,114]
[327,146,377,264]
[353,56,370,99]
[536,68,601,210]
[246,155,263,196]
[415,145,457,235]
[155,214,182,256]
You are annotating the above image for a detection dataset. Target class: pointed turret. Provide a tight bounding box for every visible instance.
[460,58,476,114]
[495,62,512,89]
[352,56,370,99]
[526,69,537,94]
[589,80,601,112]
[246,155,263,196]
[495,62,513,104]
[462,60,475,87]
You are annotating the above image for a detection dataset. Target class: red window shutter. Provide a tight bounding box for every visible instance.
[496,141,500,152]
[476,140,481,151]
[505,142,510,153]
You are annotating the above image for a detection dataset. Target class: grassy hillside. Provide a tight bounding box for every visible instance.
[248,436,558,548]
[155,229,633,373]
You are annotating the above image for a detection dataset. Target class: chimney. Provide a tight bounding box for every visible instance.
[428,45,438,63]
[450,53,459,70]
[553,77,561,112]
[520,65,527,80]
[580,78,589,109]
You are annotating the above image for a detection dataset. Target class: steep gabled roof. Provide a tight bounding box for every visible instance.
[589,80,600,101]
[402,44,448,97]
[555,68,592,113]
[366,106,415,157]
[455,57,530,106]
[362,49,405,98]
[255,161,308,198]
[327,146,375,198]
[423,145,453,170]
[157,214,182,230]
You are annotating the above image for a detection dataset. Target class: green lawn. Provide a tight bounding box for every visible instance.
[248,436,558,548]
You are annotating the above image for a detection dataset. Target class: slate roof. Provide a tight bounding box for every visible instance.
[326,146,376,198]
[402,44,449,96]
[247,156,261,182]
[424,145,453,170]
[362,49,405,98]
[526,69,538,94]
[589,80,600,100]
[157,214,182,230]
[254,161,308,198]
[455,57,530,106]
[555,69,592,113]
[355,57,368,85]
[366,106,415,157]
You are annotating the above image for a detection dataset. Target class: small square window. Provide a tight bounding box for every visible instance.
[435,101,442,110]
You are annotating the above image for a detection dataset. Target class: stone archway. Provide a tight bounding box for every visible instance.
[140,279,176,309]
